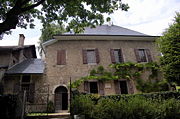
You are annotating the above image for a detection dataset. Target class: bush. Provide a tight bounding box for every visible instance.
[71,95,95,119]
[47,101,55,113]
[159,99,180,119]
[92,97,158,119]
[72,91,180,119]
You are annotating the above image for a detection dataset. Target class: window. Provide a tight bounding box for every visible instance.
[138,49,147,62]
[82,49,100,64]
[84,81,104,95]
[134,49,152,63]
[89,82,98,94]
[110,49,123,63]
[119,81,128,94]
[57,50,66,65]
[21,75,35,103]
[87,50,96,63]
[114,80,128,94]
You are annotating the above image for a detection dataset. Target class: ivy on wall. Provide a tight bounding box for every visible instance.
[71,62,169,93]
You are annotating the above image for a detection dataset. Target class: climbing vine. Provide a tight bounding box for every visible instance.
[71,66,118,88]
[71,62,169,92]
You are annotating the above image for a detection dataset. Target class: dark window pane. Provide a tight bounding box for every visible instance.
[114,49,123,63]
[22,75,30,83]
[119,81,128,94]
[138,49,147,62]
[87,50,96,63]
[90,82,98,94]
[21,84,30,91]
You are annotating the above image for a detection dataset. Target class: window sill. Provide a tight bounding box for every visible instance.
[56,64,66,67]
[87,63,97,65]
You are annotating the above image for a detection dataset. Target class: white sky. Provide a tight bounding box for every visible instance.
[0,0,180,48]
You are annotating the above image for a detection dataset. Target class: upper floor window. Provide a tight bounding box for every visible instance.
[87,50,96,63]
[82,49,100,64]
[134,49,152,63]
[57,50,66,65]
[110,49,123,63]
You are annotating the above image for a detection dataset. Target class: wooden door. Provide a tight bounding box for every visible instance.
[54,86,68,110]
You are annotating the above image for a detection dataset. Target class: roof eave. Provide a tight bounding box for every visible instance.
[43,35,159,47]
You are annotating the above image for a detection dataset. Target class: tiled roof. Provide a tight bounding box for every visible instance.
[64,25,149,36]
[6,59,44,74]
[0,45,33,51]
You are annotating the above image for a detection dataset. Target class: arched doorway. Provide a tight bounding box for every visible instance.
[54,86,68,110]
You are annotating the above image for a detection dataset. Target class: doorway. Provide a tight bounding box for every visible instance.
[54,86,68,110]
[119,81,128,94]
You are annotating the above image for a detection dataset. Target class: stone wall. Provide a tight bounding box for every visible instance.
[44,39,161,95]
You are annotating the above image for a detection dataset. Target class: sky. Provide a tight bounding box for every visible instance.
[0,0,180,48]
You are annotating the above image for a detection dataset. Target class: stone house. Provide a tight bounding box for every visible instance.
[41,25,160,111]
[0,34,44,105]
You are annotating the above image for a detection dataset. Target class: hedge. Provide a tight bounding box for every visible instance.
[71,91,180,119]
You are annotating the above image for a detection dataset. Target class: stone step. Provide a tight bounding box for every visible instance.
[26,113,70,119]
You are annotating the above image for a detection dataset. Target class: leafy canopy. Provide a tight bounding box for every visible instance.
[157,12,180,85]
[0,0,129,35]
[39,23,65,43]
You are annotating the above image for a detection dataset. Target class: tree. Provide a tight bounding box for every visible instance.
[157,12,180,85]
[39,23,65,43]
[0,0,129,36]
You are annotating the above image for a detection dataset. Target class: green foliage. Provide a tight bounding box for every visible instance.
[0,0,129,35]
[71,66,118,88]
[72,92,180,119]
[46,101,55,113]
[39,23,66,43]
[71,62,167,93]
[110,62,144,80]
[157,12,180,85]
[136,78,169,93]
[71,95,95,118]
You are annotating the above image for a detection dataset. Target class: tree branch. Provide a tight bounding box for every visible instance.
[22,0,45,12]
[0,0,45,35]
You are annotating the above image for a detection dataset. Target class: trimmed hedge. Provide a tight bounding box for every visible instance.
[71,91,180,119]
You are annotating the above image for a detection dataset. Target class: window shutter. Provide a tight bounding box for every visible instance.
[119,49,124,62]
[114,80,120,94]
[134,49,141,63]
[110,49,116,63]
[57,50,66,65]
[29,83,35,103]
[61,50,66,65]
[99,81,104,95]
[57,50,61,65]
[82,49,87,64]
[95,48,100,63]
[127,80,134,94]
[84,81,89,93]
[145,49,153,62]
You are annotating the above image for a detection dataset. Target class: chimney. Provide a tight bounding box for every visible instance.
[18,34,25,47]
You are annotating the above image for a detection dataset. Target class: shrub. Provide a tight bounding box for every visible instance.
[46,101,55,113]
[159,99,180,119]
[71,95,95,119]
[92,97,158,119]
[72,91,180,119]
